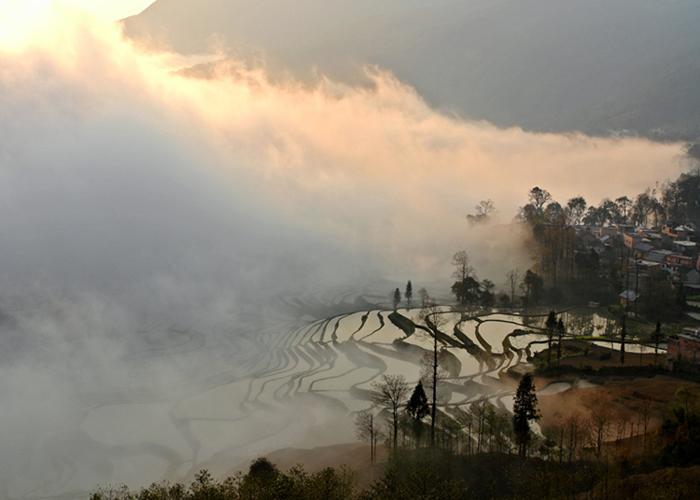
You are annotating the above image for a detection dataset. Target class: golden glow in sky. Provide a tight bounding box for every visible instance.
[1,1,152,48]
[3,0,153,24]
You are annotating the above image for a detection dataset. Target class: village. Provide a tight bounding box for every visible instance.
[576,221,700,368]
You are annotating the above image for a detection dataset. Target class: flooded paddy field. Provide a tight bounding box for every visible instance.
[6,289,635,499]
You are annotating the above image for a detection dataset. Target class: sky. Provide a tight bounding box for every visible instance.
[3,0,153,22]
[0,5,696,496]
[0,5,692,294]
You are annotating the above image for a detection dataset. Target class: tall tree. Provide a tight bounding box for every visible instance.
[517,186,553,224]
[370,374,410,455]
[588,404,613,458]
[651,321,664,363]
[419,298,448,447]
[563,412,585,463]
[506,268,521,307]
[451,250,480,308]
[392,288,401,311]
[556,318,565,364]
[545,311,557,367]
[529,187,552,212]
[451,276,481,308]
[355,410,380,463]
[407,381,429,421]
[418,287,430,308]
[513,373,540,458]
[566,196,587,225]
[616,196,632,223]
[620,314,627,366]
[521,270,543,307]
[467,199,498,225]
[479,279,496,308]
[600,198,623,224]
[406,381,429,447]
[405,280,413,309]
[451,251,475,282]
[632,189,659,227]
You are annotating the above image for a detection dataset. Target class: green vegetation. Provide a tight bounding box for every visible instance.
[512,374,540,458]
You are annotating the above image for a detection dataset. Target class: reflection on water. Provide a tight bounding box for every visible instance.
[16,295,628,499]
[576,379,599,389]
[537,382,571,395]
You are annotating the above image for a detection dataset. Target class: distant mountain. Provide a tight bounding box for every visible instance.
[123,0,700,139]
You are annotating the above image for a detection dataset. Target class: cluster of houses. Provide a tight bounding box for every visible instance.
[576,222,700,369]
[667,327,700,369]
[576,222,700,305]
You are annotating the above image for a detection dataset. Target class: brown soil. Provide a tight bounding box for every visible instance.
[224,342,700,487]
[535,341,700,429]
[537,374,700,432]
[610,465,700,499]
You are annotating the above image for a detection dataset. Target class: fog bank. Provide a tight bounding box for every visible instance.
[0,11,691,498]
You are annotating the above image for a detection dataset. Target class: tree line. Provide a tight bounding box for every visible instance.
[91,384,700,500]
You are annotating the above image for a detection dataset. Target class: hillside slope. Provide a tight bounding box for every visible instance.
[123,0,700,138]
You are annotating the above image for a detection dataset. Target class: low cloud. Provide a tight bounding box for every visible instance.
[0,10,691,496]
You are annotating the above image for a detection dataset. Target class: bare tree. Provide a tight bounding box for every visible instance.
[453,407,474,454]
[469,400,489,454]
[355,410,380,463]
[467,199,498,225]
[419,350,449,406]
[506,268,521,307]
[587,404,613,458]
[546,418,566,463]
[418,287,430,308]
[418,298,450,447]
[452,251,475,282]
[637,400,654,455]
[563,412,585,463]
[370,374,410,455]
[614,412,632,457]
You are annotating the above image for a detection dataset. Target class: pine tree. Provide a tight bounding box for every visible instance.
[513,373,540,458]
[406,381,429,447]
[405,280,413,309]
[393,288,401,311]
[407,381,429,421]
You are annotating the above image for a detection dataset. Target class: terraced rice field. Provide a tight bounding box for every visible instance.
[16,289,551,500]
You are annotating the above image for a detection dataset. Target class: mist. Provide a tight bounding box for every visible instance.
[0,10,691,498]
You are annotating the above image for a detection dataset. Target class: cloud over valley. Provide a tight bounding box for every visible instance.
[0,10,693,497]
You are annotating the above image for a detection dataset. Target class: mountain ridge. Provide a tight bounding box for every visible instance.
[122,0,700,139]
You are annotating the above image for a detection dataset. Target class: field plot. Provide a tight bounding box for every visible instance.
[16,291,553,500]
